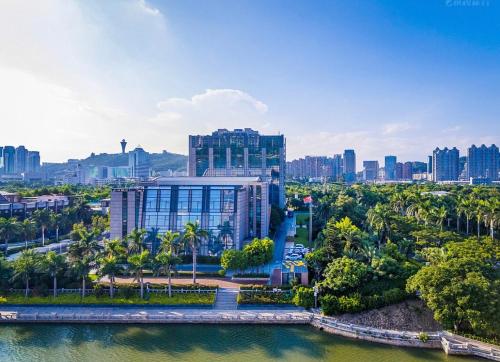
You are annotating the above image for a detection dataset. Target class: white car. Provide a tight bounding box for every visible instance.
[285,253,302,261]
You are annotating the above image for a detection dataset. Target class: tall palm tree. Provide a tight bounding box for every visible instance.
[0,218,20,253]
[11,249,39,298]
[103,238,127,259]
[127,228,147,254]
[21,219,37,250]
[433,206,448,231]
[182,222,208,284]
[40,251,66,298]
[97,255,122,298]
[463,199,474,236]
[155,251,181,297]
[128,250,150,299]
[482,199,499,240]
[32,209,53,246]
[50,213,63,243]
[475,202,485,239]
[71,256,92,298]
[366,204,392,250]
[159,231,180,254]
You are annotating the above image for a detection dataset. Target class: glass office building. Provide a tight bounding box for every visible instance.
[110,177,270,255]
[188,128,286,208]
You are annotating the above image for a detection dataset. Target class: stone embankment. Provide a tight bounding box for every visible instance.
[0,307,498,361]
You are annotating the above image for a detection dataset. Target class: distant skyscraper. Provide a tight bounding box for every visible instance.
[0,147,3,174]
[129,146,150,179]
[15,146,28,174]
[3,146,15,174]
[27,151,41,173]
[188,128,286,207]
[332,154,343,181]
[363,161,379,181]
[467,144,499,181]
[432,147,460,182]
[396,162,403,180]
[120,139,127,154]
[403,162,413,180]
[384,156,397,180]
[343,149,356,183]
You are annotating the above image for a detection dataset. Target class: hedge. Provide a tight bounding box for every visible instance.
[320,288,408,315]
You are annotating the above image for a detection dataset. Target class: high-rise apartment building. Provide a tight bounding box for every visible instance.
[27,151,41,173]
[332,154,343,181]
[128,146,150,179]
[396,162,403,180]
[403,162,413,180]
[343,149,356,183]
[432,147,460,182]
[384,156,397,180]
[467,144,499,181]
[188,128,286,207]
[2,146,15,174]
[14,146,28,174]
[362,161,379,181]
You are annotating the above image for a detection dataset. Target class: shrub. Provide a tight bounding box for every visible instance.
[93,284,105,297]
[418,332,429,343]
[293,287,314,308]
[320,293,364,315]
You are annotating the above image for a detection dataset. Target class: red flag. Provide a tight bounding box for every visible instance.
[303,195,312,204]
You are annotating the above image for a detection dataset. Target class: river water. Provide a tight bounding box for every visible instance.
[0,324,478,362]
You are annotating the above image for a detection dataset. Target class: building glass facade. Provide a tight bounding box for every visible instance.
[189,129,286,207]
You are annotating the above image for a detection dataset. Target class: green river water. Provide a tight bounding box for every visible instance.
[0,324,479,362]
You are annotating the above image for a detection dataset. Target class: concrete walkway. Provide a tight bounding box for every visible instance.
[214,288,238,310]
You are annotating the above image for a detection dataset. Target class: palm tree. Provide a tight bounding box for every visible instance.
[366,204,392,250]
[145,228,161,255]
[159,231,180,254]
[0,218,20,253]
[97,255,122,298]
[433,206,448,231]
[21,219,37,250]
[68,226,101,260]
[11,249,39,298]
[182,222,208,284]
[128,250,150,299]
[475,202,484,239]
[50,213,63,243]
[155,251,181,297]
[71,256,92,298]
[482,199,499,240]
[40,251,66,298]
[127,228,147,254]
[103,238,127,259]
[463,199,474,235]
[32,209,53,246]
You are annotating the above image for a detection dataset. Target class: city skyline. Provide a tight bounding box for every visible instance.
[1,1,499,163]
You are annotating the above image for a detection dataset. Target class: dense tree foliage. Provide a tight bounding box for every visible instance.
[287,182,499,339]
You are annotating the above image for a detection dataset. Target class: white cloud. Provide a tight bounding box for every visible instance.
[145,89,271,153]
[382,122,417,135]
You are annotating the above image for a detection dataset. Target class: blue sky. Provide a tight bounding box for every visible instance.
[1,0,499,168]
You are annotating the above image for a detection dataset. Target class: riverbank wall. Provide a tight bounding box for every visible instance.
[1,309,498,361]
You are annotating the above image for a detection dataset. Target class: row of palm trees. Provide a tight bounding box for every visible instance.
[0,202,96,252]
[8,221,208,300]
[390,192,499,239]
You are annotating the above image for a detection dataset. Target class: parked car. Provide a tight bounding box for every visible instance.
[285,253,302,261]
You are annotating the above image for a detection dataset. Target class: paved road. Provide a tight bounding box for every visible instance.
[7,239,73,261]
[269,216,294,270]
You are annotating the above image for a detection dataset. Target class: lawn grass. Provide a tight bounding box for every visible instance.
[295,213,309,225]
[0,293,215,305]
[295,227,311,247]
